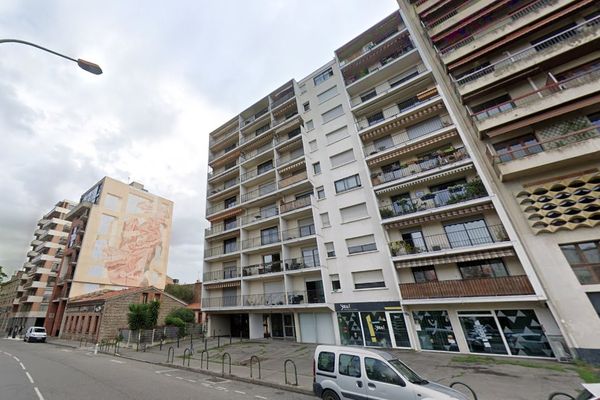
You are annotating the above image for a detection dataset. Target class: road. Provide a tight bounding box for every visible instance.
[0,338,316,400]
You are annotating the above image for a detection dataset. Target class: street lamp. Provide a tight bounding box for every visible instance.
[0,39,102,75]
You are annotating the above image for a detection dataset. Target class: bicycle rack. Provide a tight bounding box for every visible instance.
[200,350,209,370]
[284,359,298,386]
[114,341,119,356]
[450,382,478,400]
[250,355,261,379]
[167,346,175,364]
[547,393,575,400]
[222,352,231,376]
[159,339,164,351]
[183,348,191,367]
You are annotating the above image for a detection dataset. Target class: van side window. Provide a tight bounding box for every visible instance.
[317,351,335,372]
[365,357,404,386]
[339,354,361,377]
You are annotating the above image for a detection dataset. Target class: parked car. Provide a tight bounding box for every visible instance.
[24,326,47,343]
[313,345,470,400]
[549,383,600,400]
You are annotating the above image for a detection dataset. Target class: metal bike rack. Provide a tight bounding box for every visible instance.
[114,341,119,356]
[222,352,231,376]
[200,350,209,370]
[167,346,175,364]
[250,355,261,379]
[450,382,478,400]
[183,348,191,367]
[284,359,298,386]
[547,393,576,399]
[159,339,164,351]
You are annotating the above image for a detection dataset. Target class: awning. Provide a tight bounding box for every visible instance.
[207,207,244,223]
[275,114,302,135]
[278,159,306,174]
[384,202,495,229]
[204,281,241,289]
[395,248,515,268]
[376,163,473,194]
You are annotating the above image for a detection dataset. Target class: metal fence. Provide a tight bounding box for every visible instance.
[118,324,205,348]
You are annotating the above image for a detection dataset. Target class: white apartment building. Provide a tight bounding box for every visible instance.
[203,10,570,360]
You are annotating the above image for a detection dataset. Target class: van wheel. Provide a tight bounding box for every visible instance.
[322,389,340,400]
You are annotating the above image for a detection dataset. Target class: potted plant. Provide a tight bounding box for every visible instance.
[389,241,402,256]
[380,207,395,219]
[371,172,382,185]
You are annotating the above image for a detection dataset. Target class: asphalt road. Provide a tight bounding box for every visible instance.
[0,338,316,400]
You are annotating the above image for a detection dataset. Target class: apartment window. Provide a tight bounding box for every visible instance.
[224,262,238,279]
[322,105,344,124]
[326,126,349,145]
[224,196,236,209]
[373,135,393,153]
[224,160,237,171]
[560,241,600,285]
[352,270,385,289]
[309,140,318,152]
[224,216,237,231]
[320,212,331,228]
[154,293,161,301]
[142,293,149,304]
[330,149,355,168]
[316,186,325,199]
[458,259,508,279]
[224,177,238,189]
[224,238,237,253]
[360,89,377,103]
[406,116,443,140]
[255,124,270,136]
[389,67,419,88]
[313,162,321,175]
[299,218,316,237]
[318,85,338,103]
[260,204,278,218]
[305,119,314,131]
[261,226,279,245]
[367,111,385,126]
[471,94,515,119]
[257,160,274,175]
[346,234,377,254]
[493,134,542,163]
[299,83,307,94]
[335,174,361,193]
[412,266,437,283]
[303,101,310,112]
[325,242,336,258]
[588,293,600,318]
[443,219,492,248]
[258,181,275,196]
[224,143,236,153]
[340,203,368,223]
[314,67,333,86]
[330,274,341,291]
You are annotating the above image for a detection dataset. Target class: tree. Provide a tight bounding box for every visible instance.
[0,266,7,284]
[164,284,194,303]
[127,300,160,330]
[166,307,195,323]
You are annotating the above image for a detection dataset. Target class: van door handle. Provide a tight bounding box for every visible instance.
[356,381,363,388]
[368,383,376,388]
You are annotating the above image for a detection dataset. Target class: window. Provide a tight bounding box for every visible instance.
[224,216,237,230]
[412,266,437,283]
[340,202,368,223]
[443,219,492,248]
[365,358,403,385]
[313,162,321,175]
[316,186,325,199]
[306,120,314,131]
[406,116,443,140]
[261,226,279,245]
[224,196,236,209]
[299,218,316,237]
[367,111,385,126]
[257,160,273,174]
[493,134,542,162]
[326,126,349,145]
[260,204,278,218]
[322,105,344,124]
[374,135,393,152]
[325,242,336,257]
[339,354,361,377]
[224,143,236,153]
[258,181,275,196]
[587,293,600,318]
[458,259,508,279]
[309,140,318,152]
[313,68,333,86]
[330,149,355,168]
[154,293,161,301]
[360,89,377,103]
[335,174,361,193]
[224,177,238,189]
[320,212,331,228]
[560,241,600,284]
[303,101,310,112]
[142,293,149,304]
[346,234,377,254]
[389,67,419,88]
[318,85,338,103]
[353,270,385,289]
[224,161,237,171]
[471,94,515,120]
[317,351,335,372]
[224,238,237,253]
[330,274,341,291]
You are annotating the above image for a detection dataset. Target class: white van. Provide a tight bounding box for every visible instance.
[313,345,469,400]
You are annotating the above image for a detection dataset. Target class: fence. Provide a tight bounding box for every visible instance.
[118,324,205,348]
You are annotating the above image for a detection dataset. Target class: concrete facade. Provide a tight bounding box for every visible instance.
[0,274,21,334]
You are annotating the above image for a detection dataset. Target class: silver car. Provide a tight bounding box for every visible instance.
[24,326,47,343]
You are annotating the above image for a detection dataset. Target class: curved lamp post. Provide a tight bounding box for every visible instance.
[0,39,102,75]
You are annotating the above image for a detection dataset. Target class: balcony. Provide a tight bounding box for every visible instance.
[205,220,239,237]
[207,177,240,197]
[241,232,281,251]
[202,296,241,309]
[244,292,286,307]
[472,68,600,132]
[209,127,238,148]
[426,0,495,37]
[203,268,241,282]
[209,145,238,163]
[241,208,279,227]
[204,243,239,259]
[23,295,44,303]
[208,163,238,182]
[240,141,274,163]
[281,224,316,242]
[240,182,277,203]
[287,290,326,305]
[206,201,238,217]
[278,171,308,189]
[28,281,47,289]
[371,147,469,186]
[17,285,24,292]
[240,165,275,184]
[27,250,38,258]
[340,26,407,71]
[399,275,535,300]
[276,150,305,167]
[284,255,321,272]
[454,16,600,95]
[271,88,295,110]
[240,122,272,146]
[274,126,302,146]
[243,261,283,277]
[280,196,312,214]
[379,180,488,220]
[389,224,509,258]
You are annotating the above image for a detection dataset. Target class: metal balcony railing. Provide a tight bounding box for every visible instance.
[379,180,487,220]
[205,220,239,237]
[372,147,469,186]
[345,40,415,86]
[240,182,277,203]
[284,255,320,271]
[240,123,272,145]
[206,200,238,216]
[280,196,312,214]
[203,268,241,282]
[207,177,240,196]
[241,207,279,226]
[276,150,305,166]
[454,16,600,86]
[274,127,302,145]
[209,127,239,147]
[271,90,295,109]
[204,242,239,258]
[389,224,509,257]
[240,141,274,162]
[208,162,238,180]
[287,290,326,305]
[209,144,238,162]
[243,261,283,277]
[241,232,281,250]
[281,224,316,241]
[399,275,535,299]
[244,292,286,307]
[423,0,475,29]
[242,108,269,128]
[203,295,241,308]
[278,171,308,189]
[240,164,275,183]
[358,94,440,134]
[340,26,404,67]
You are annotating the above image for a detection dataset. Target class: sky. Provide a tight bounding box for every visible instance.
[0,0,399,283]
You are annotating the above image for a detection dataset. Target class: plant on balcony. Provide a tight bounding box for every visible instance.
[380,207,395,219]
[371,172,382,185]
[446,179,486,205]
[389,241,402,256]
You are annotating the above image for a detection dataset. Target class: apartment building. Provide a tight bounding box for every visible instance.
[45,177,174,337]
[0,273,21,333]
[203,10,571,359]
[399,0,600,363]
[10,200,76,331]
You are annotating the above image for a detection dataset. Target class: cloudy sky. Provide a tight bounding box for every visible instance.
[0,0,398,283]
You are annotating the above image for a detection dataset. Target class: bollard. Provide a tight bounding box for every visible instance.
[230,334,232,345]
[94,343,98,355]
[159,339,163,351]
[284,359,298,386]
[167,346,175,364]
[114,340,119,356]
[200,350,209,370]
[250,355,261,379]
[217,336,220,348]
[204,338,207,352]
[240,332,243,343]
[177,337,180,348]
[183,348,191,367]
[221,352,231,376]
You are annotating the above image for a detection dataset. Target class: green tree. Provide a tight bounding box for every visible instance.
[0,266,7,284]
[166,307,195,323]
[164,284,194,303]
[127,301,160,330]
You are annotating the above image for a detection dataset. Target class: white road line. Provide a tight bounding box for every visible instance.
[216,386,228,391]
[61,349,72,352]
[109,359,125,364]
[201,383,212,387]
[34,387,45,400]
[165,374,172,377]
[186,379,196,383]
[235,390,246,395]
[176,376,184,380]
[255,396,268,400]
[154,369,177,374]
[19,362,26,370]
[25,372,34,384]
[13,356,20,362]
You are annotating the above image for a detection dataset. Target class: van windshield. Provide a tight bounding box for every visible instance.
[388,359,428,385]
[33,328,46,333]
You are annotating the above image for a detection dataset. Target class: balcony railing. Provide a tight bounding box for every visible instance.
[280,196,312,214]
[206,200,238,216]
[205,220,239,236]
[271,90,295,109]
[472,67,600,122]
[208,162,238,180]
[240,165,274,183]
[439,0,556,57]
[209,145,237,162]
[209,128,239,147]
[274,127,302,145]
[241,207,279,226]
[243,291,326,307]
[358,94,440,134]
[203,268,241,282]
[379,180,488,220]
[240,182,277,203]
[281,224,316,241]
[204,243,239,258]
[399,275,535,299]
[207,177,240,196]
[389,224,509,257]
[203,296,241,308]
[242,108,269,128]
[454,16,600,86]
[276,150,305,166]
[372,147,469,186]
[489,125,600,164]
[345,41,415,86]
[284,255,320,271]
[240,141,274,162]
[278,171,308,189]
[241,232,281,250]
[423,0,475,29]
[243,261,283,277]
[287,290,326,305]
[340,27,403,67]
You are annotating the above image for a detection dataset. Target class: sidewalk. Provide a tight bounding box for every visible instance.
[48,337,587,400]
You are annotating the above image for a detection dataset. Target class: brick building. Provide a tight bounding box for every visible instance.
[61,286,186,342]
[0,273,21,334]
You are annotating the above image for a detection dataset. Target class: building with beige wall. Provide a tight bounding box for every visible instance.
[399,0,600,363]
[46,177,174,337]
[0,273,21,334]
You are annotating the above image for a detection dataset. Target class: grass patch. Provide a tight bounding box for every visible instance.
[571,361,600,383]
[451,355,567,372]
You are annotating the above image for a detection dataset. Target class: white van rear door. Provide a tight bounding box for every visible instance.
[364,357,415,400]
[337,353,368,400]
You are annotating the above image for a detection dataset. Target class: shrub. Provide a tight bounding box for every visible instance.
[167,308,195,323]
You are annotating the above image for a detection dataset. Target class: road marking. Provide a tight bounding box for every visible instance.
[165,374,172,377]
[61,349,72,352]
[34,387,45,400]
[155,369,177,374]
[19,362,26,370]
[186,379,196,383]
[255,396,268,400]
[109,359,125,364]
[4,352,12,356]
[216,386,228,391]
[25,372,34,384]
[235,390,246,395]
[176,376,184,380]
[13,356,20,362]
[201,383,212,387]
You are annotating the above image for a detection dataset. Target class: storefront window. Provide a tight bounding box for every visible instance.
[361,312,392,348]
[412,310,458,352]
[458,312,508,355]
[495,310,554,357]
[338,312,364,346]
[389,313,411,347]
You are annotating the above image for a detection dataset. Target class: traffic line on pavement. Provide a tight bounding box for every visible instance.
[255,396,268,400]
[109,359,125,364]
[165,373,172,377]
[25,372,34,384]
[186,379,196,383]
[19,362,26,370]
[235,390,246,395]
[154,369,177,374]
[34,387,45,400]
[176,376,184,380]
[13,355,20,362]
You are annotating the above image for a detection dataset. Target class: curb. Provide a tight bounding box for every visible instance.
[46,340,82,350]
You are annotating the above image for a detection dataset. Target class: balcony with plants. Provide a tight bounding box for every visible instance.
[242,260,284,277]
